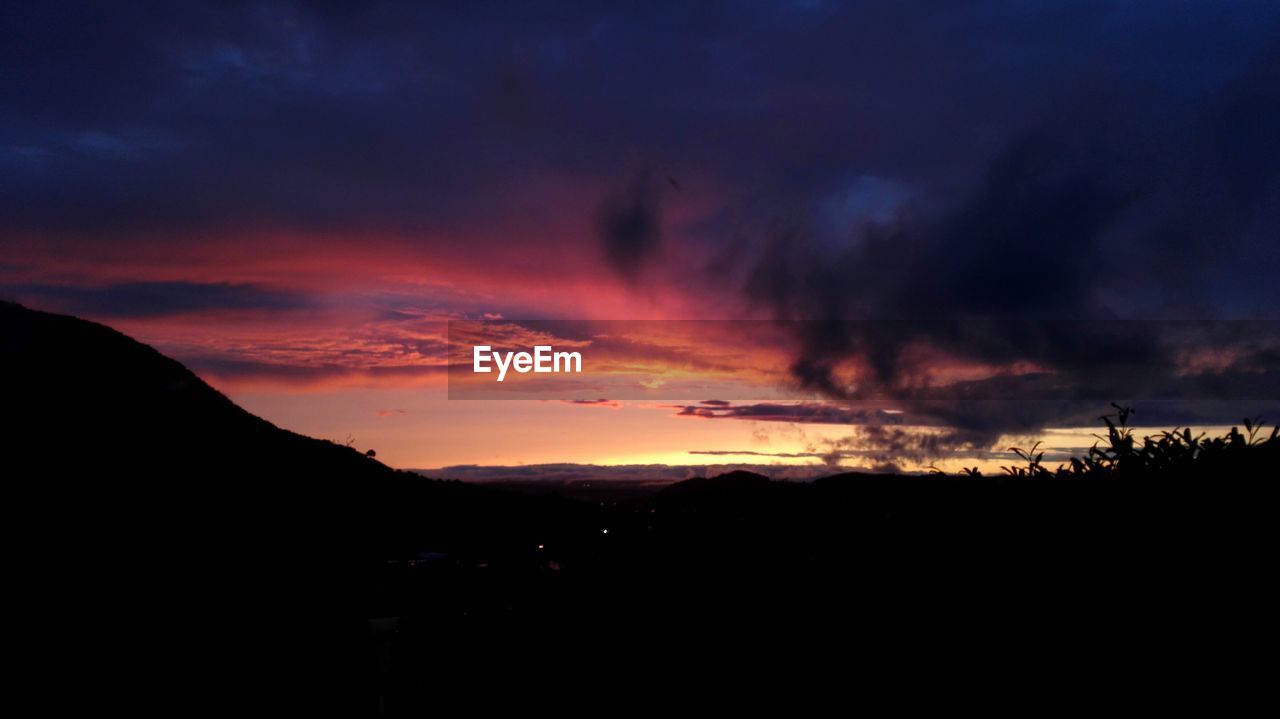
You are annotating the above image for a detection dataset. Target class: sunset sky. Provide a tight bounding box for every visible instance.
[4,2,1279,476]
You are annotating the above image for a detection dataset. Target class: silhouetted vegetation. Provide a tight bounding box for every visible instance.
[997,403,1278,478]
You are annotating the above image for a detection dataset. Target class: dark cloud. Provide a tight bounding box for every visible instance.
[6,1,1274,243]
[598,166,663,280]
[687,448,903,473]
[672,400,1078,456]
[563,399,620,407]
[731,36,1280,441]
[676,398,1280,458]
[2,281,310,318]
[674,402,907,425]
[689,450,816,458]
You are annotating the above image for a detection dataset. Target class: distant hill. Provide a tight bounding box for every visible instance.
[658,469,772,499]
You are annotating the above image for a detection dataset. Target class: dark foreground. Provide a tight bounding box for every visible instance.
[3,301,1265,713]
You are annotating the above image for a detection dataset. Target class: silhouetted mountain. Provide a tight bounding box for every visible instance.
[704,469,770,483]
[2,300,394,478]
[660,469,770,493]
[3,301,403,711]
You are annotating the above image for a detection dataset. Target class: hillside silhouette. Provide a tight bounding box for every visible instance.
[3,301,1261,713]
[1,301,593,712]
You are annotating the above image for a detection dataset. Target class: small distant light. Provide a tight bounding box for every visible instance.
[602,528,609,535]
[537,544,545,550]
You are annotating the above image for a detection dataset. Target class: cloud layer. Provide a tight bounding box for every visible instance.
[3,2,1278,464]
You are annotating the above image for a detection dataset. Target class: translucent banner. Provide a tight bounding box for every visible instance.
[446,319,1280,401]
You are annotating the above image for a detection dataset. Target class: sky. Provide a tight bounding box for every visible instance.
[3,1,1279,476]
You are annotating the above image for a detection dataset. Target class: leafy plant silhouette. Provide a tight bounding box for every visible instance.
[1002,441,1047,477]
[983,403,1277,479]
